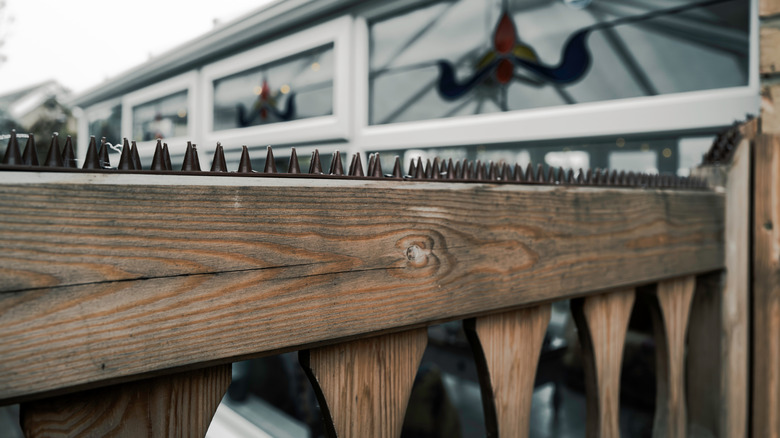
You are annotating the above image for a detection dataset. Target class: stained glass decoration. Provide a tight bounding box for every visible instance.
[369,0,749,125]
[212,44,334,131]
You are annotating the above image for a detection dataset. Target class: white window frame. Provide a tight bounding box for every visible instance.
[121,71,199,160]
[350,0,760,152]
[200,16,352,150]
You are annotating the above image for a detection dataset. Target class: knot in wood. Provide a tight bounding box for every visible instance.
[405,244,427,267]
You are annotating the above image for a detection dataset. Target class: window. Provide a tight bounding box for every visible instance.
[121,72,198,159]
[201,16,352,149]
[213,44,334,131]
[368,0,749,125]
[131,90,188,141]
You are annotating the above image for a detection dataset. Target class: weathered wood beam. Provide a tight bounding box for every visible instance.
[0,173,724,404]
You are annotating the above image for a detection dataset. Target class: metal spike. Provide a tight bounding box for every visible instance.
[487,161,497,181]
[524,163,534,182]
[372,152,383,177]
[131,141,142,170]
[585,169,593,185]
[547,167,556,183]
[424,159,433,179]
[264,146,276,173]
[367,153,376,177]
[239,146,253,173]
[44,133,64,167]
[352,153,364,177]
[392,156,403,178]
[618,171,626,186]
[429,157,440,180]
[309,150,323,174]
[461,159,471,180]
[118,138,133,170]
[608,170,618,185]
[162,143,172,171]
[414,157,425,179]
[503,163,513,181]
[330,151,344,175]
[475,160,485,180]
[22,134,39,166]
[2,130,21,165]
[210,143,227,172]
[442,158,453,179]
[152,140,167,171]
[98,137,109,168]
[408,158,416,177]
[576,169,585,184]
[181,142,201,171]
[454,160,462,180]
[627,171,636,186]
[536,164,545,182]
[513,163,524,182]
[60,136,77,168]
[566,169,574,184]
[288,148,301,174]
[83,136,101,169]
[558,167,566,184]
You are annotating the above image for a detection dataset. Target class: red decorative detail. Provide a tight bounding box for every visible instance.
[495,59,514,84]
[261,80,270,100]
[493,13,516,54]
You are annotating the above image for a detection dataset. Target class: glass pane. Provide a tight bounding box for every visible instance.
[132,90,188,141]
[212,44,334,131]
[369,0,749,125]
[88,104,121,145]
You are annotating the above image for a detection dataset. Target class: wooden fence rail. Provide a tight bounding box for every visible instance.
[0,168,732,436]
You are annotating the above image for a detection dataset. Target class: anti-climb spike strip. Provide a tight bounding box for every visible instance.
[263,146,276,174]
[392,156,403,178]
[351,153,364,177]
[118,138,133,170]
[62,136,77,168]
[239,146,253,173]
[151,141,165,171]
[131,141,142,170]
[367,154,376,177]
[98,137,109,168]
[211,143,227,172]
[2,130,21,165]
[309,150,323,174]
[330,151,344,176]
[23,134,38,166]
[0,132,711,190]
[288,148,301,174]
[162,143,172,171]
[182,142,201,171]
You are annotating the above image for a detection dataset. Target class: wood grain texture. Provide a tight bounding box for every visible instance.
[720,137,750,438]
[762,26,780,75]
[20,364,230,437]
[300,329,427,438]
[763,84,780,135]
[752,134,780,438]
[646,276,695,438]
[762,0,780,17]
[572,289,635,438]
[0,174,724,403]
[685,274,722,437]
[464,304,551,438]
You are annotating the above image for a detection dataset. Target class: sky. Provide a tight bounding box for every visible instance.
[0,0,271,95]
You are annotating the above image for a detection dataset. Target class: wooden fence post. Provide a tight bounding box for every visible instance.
[20,364,231,437]
[300,329,427,438]
[464,304,551,438]
[572,289,635,438]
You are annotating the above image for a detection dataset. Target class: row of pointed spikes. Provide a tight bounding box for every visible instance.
[701,120,747,165]
[1,131,707,189]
